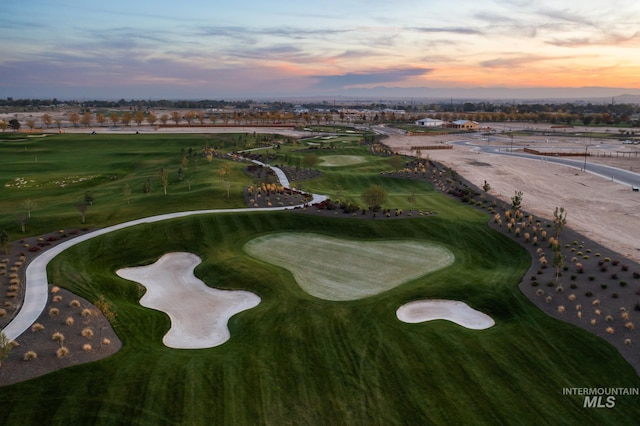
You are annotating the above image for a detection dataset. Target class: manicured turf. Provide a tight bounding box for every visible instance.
[1,134,639,425]
[244,233,453,300]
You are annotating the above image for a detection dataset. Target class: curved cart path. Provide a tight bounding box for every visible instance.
[2,164,326,341]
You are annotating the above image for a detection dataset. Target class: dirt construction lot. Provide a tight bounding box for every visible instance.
[383,133,640,263]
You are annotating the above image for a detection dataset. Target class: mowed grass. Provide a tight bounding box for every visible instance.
[1,134,639,424]
[244,233,454,300]
[0,132,256,236]
[318,155,367,167]
[0,211,638,425]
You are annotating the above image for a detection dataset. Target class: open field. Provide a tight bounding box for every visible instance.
[1,131,639,424]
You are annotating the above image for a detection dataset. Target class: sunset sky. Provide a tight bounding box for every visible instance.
[2,0,640,99]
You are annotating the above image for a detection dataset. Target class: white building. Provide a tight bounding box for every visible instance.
[415,118,444,127]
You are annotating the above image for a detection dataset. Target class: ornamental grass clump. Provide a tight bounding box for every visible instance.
[625,322,635,330]
[56,347,69,358]
[31,323,44,332]
[23,351,37,361]
[83,344,92,352]
[65,316,75,326]
[51,332,64,344]
[81,327,94,338]
[48,307,59,316]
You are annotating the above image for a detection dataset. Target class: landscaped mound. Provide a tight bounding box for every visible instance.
[116,252,260,349]
[244,233,454,301]
[396,300,495,329]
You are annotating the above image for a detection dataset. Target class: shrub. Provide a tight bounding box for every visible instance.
[592,299,600,306]
[545,296,552,303]
[81,328,94,338]
[56,347,69,358]
[610,273,618,280]
[625,322,635,330]
[31,323,45,332]
[605,315,613,322]
[585,291,593,297]
[634,272,640,279]
[557,305,565,313]
[83,344,92,352]
[52,295,62,303]
[48,307,59,316]
[69,299,81,308]
[81,308,92,317]
[619,281,627,287]
[595,309,601,316]
[621,265,629,272]
[570,283,577,289]
[601,284,608,290]
[555,286,563,293]
[570,275,577,281]
[577,311,582,319]
[102,338,111,346]
[0,309,6,317]
[588,276,595,281]
[590,319,597,325]
[23,351,37,361]
[568,294,576,301]
[51,286,60,293]
[65,316,75,326]
[547,282,554,287]
[625,339,631,345]
[606,327,614,334]
[51,332,64,343]
[576,304,581,311]
[612,293,618,299]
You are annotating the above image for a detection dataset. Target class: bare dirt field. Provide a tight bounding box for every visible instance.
[383,133,640,263]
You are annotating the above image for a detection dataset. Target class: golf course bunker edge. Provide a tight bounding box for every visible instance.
[116,252,261,349]
[244,233,454,301]
[396,300,495,330]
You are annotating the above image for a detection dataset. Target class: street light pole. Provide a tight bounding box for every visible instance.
[583,144,589,171]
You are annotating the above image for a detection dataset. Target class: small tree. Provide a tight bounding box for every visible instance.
[143,178,152,194]
[0,331,13,367]
[95,295,117,344]
[302,153,319,170]
[219,164,232,199]
[8,119,20,132]
[553,206,567,240]
[510,190,523,215]
[84,191,94,206]
[159,168,169,195]
[77,203,88,224]
[0,230,10,255]
[389,155,404,172]
[23,198,37,218]
[124,183,131,204]
[482,180,491,192]
[361,184,387,212]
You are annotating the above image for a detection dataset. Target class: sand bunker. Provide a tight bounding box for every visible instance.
[116,252,260,349]
[319,155,366,167]
[245,233,454,301]
[396,300,495,329]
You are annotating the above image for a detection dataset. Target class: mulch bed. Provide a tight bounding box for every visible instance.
[0,229,121,386]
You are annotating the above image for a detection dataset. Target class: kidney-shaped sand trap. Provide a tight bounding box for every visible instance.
[244,233,454,301]
[116,252,260,349]
[319,155,366,167]
[396,300,495,330]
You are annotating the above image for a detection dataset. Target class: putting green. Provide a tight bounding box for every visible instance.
[318,155,366,167]
[244,233,454,301]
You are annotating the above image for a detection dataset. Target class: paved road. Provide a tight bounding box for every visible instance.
[1,164,327,341]
[457,141,640,188]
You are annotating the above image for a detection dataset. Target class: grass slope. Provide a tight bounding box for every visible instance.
[1,211,638,425]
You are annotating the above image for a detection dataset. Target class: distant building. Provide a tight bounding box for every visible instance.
[449,120,479,130]
[415,118,444,127]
